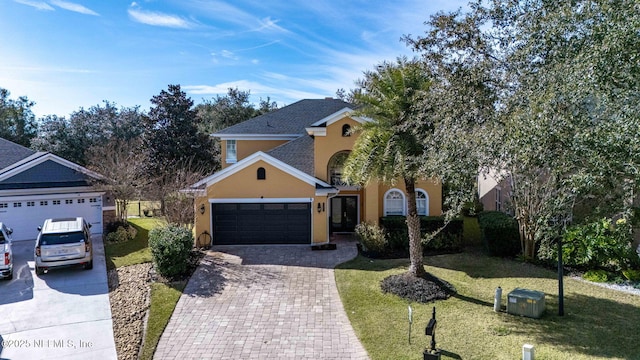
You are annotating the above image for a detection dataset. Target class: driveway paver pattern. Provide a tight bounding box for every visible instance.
[155,238,369,360]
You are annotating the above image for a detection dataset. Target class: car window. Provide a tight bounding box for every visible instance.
[40,232,85,245]
[0,230,5,243]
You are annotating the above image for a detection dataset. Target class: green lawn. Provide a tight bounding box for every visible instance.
[104,218,165,269]
[335,252,640,360]
[104,217,182,360]
[139,280,187,360]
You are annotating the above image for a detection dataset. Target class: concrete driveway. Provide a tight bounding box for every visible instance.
[0,236,117,360]
[155,238,369,360]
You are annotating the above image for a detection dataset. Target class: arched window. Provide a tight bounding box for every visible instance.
[415,189,429,216]
[257,167,266,180]
[342,124,351,137]
[328,151,350,186]
[384,189,406,216]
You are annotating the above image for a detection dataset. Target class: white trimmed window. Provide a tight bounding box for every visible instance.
[226,140,237,163]
[384,189,406,216]
[416,189,429,216]
[495,187,502,211]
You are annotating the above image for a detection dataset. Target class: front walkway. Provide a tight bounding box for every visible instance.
[154,238,369,360]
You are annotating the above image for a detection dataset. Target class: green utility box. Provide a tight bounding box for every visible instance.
[507,288,545,319]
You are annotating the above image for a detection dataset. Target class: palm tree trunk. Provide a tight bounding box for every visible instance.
[405,177,425,277]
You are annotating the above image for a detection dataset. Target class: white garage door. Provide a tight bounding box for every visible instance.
[0,193,103,241]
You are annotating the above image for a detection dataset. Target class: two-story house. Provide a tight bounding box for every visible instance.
[192,98,442,245]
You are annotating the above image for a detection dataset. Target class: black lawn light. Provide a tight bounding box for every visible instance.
[423,307,441,360]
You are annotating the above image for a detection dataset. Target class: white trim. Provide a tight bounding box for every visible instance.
[309,107,369,127]
[192,151,333,189]
[315,188,340,197]
[0,191,105,202]
[305,127,326,136]
[102,206,116,211]
[383,188,406,216]
[209,198,313,203]
[0,187,101,197]
[214,134,301,141]
[0,152,104,182]
[0,152,47,174]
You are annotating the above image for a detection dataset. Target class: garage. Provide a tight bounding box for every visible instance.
[0,193,103,241]
[1,139,107,241]
[212,202,311,245]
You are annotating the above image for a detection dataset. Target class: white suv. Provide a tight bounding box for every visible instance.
[0,223,14,280]
[34,217,93,275]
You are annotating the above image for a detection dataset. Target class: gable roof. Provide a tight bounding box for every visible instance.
[266,135,314,176]
[191,151,335,195]
[214,98,354,137]
[0,138,36,170]
[0,147,104,191]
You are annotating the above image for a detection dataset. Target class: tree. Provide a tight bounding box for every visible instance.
[33,101,144,166]
[0,87,37,147]
[196,87,278,135]
[143,84,215,177]
[86,138,145,222]
[343,58,431,277]
[408,0,640,260]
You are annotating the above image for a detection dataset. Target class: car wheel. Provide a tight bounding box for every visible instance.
[35,266,44,275]
[84,260,93,270]
[7,270,12,280]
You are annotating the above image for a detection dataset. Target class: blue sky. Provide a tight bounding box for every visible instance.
[1,0,468,117]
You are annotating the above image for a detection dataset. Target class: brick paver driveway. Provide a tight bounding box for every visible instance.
[154,238,369,360]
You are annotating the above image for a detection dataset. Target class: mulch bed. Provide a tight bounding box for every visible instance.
[381,272,457,303]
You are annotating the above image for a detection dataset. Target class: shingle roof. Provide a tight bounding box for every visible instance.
[0,137,36,170]
[215,98,354,135]
[266,135,314,176]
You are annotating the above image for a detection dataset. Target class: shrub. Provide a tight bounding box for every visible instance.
[379,216,464,253]
[562,218,636,271]
[477,211,520,257]
[583,269,609,282]
[622,269,640,282]
[355,222,388,254]
[149,225,193,278]
[106,225,137,244]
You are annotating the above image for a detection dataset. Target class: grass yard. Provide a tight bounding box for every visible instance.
[125,200,161,218]
[104,216,185,360]
[335,252,640,360]
[104,218,165,269]
[139,280,187,360]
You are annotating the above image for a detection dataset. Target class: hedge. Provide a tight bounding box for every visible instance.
[379,216,464,252]
[477,211,520,257]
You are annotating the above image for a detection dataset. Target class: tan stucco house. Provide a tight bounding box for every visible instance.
[192,98,442,245]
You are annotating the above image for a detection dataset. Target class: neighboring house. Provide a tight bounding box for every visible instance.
[0,138,113,241]
[477,170,512,213]
[192,98,442,246]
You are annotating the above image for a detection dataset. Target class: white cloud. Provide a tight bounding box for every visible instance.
[220,50,237,60]
[184,81,323,102]
[253,17,287,33]
[13,0,54,11]
[128,6,193,29]
[50,0,99,16]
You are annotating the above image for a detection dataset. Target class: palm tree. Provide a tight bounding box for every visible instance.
[344,58,431,277]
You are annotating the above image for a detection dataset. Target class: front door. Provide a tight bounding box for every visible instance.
[330,196,358,233]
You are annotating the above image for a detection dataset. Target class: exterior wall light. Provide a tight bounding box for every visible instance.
[199,204,206,215]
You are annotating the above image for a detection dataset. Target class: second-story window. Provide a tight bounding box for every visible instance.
[257,167,266,180]
[342,124,351,137]
[226,140,237,163]
[328,151,350,186]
